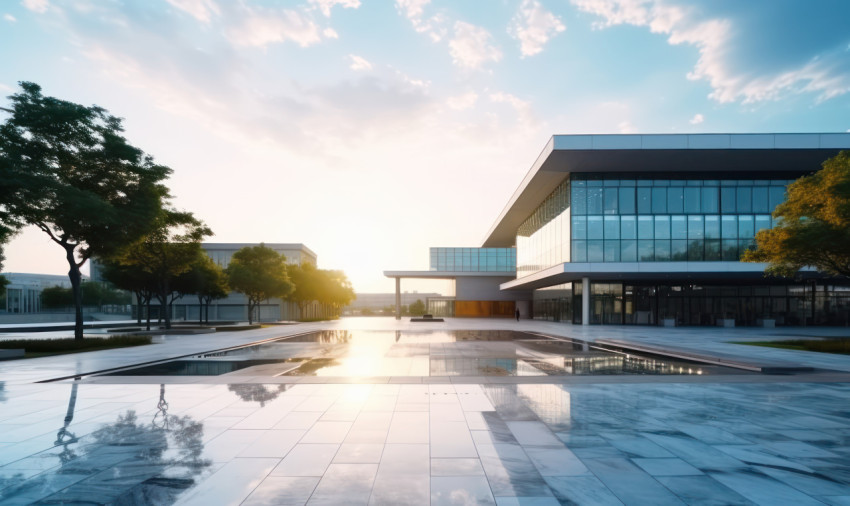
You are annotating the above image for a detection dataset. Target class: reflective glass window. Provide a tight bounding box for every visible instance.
[705,240,721,260]
[572,241,587,262]
[684,187,700,213]
[637,188,652,214]
[752,187,768,213]
[688,240,704,261]
[619,187,636,214]
[721,187,736,214]
[721,215,737,238]
[572,216,587,239]
[587,188,603,214]
[654,215,670,239]
[656,240,672,261]
[769,186,785,211]
[736,187,752,213]
[638,216,654,239]
[587,216,603,240]
[671,216,687,239]
[704,215,720,239]
[620,216,637,240]
[604,241,620,262]
[667,187,684,214]
[688,215,704,239]
[701,187,719,213]
[587,241,603,262]
[671,240,688,261]
[722,240,739,260]
[572,186,587,215]
[604,216,620,239]
[652,188,667,213]
[638,240,654,261]
[621,240,637,262]
[738,215,755,239]
[604,188,618,214]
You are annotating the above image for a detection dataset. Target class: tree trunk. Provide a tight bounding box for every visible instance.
[145,297,151,331]
[198,295,204,325]
[247,299,254,325]
[134,290,143,325]
[64,245,84,340]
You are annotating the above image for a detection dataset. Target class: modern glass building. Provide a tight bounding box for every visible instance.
[485,133,850,326]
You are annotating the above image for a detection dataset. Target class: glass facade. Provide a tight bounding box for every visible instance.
[516,179,570,277]
[532,282,850,327]
[570,175,793,263]
[429,247,516,272]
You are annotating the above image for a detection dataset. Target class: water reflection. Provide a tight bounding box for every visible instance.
[0,384,210,504]
[104,330,742,378]
[228,383,289,406]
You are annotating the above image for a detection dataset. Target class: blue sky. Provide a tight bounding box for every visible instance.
[2,0,850,293]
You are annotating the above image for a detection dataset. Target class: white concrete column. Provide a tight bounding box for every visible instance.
[395,277,401,320]
[581,277,590,326]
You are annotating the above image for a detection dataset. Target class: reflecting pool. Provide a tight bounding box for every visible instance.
[104,330,743,378]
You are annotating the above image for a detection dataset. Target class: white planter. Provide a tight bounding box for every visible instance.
[757,318,776,328]
[662,318,677,327]
[717,318,735,328]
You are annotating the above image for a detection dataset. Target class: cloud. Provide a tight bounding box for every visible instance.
[689,113,703,124]
[21,0,48,13]
[310,0,361,17]
[164,0,219,23]
[4,13,16,22]
[509,0,565,57]
[489,91,536,131]
[323,27,339,38]
[225,7,323,48]
[394,0,447,42]
[349,54,372,71]
[446,91,478,110]
[572,0,850,103]
[449,21,502,69]
[617,120,636,133]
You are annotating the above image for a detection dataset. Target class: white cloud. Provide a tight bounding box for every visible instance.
[164,0,219,23]
[509,0,565,57]
[448,22,502,70]
[446,91,478,110]
[4,13,16,22]
[226,8,323,48]
[617,120,636,133]
[489,91,536,131]
[323,27,339,39]
[689,113,704,124]
[349,54,372,71]
[21,0,48,13]
[395,0,447,42]
[572,0,850,103]
[310,0,361,17]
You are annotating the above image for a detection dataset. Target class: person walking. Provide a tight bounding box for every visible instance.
[515,308,520,321]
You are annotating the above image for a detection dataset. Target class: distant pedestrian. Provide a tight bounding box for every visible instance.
[515,308,520,321]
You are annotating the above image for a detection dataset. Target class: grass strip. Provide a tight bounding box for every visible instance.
[0,335,153,359]
[732,339,850,355]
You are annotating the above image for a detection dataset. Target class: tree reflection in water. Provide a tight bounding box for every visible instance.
[227,383,289,407]
[0,383,211,505]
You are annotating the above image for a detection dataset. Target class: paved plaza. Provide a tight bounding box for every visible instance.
[0,318,849,505]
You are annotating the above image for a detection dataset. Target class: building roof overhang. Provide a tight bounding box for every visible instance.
[499,261,823,291]
[384,270,515,280]
[482,133,850,248]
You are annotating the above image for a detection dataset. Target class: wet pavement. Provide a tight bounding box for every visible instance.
[0,318,849,505]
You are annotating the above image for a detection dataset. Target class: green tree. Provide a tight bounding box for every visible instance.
[0,82,170,339]
[114,210,211,329]
[321,269,355,318]
[100,260,157,329]
[408,299,426,316]
[40,285,73,309]
[743,151,850,277]
[174,253,229,325]
[226,244,293,324]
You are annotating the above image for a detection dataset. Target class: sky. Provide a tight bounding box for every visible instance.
[1,0,850,294]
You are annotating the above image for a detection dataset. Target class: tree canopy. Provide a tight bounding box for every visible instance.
[286,263,355,320]
[0,82,171,338]
[226,244,293,324]
[743,151,850,278]
[174,253,229,325]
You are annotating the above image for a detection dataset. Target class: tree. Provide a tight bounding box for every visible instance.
[174,253,229,325]
[114,210,211,330]
[321,269,355,317]
[0,82,170,339]
[226,244,293,324]
[409,299,426,316]
[101,260,157,329]
[743,151,850,278]
[40,285,73,309]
